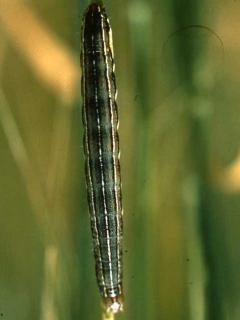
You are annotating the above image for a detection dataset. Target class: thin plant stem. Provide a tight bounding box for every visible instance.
[0,89,50,234]
[40,245,58,320]
[46,105,72,206]
[102,311,115,320]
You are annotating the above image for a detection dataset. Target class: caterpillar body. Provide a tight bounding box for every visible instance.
[81,2,123,314]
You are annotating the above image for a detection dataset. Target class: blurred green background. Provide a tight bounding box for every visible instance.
[0,0,240,319]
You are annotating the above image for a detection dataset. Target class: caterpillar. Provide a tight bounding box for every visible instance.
[81,2,123,314]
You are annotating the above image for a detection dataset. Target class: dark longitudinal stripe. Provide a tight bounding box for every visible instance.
[81,2,123,314]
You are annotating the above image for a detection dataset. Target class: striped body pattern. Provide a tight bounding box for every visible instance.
[81,2,123,313]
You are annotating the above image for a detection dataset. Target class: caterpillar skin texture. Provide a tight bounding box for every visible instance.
[81,2,123,314]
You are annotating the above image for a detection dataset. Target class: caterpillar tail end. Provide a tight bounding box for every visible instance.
[102,295,124,314]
